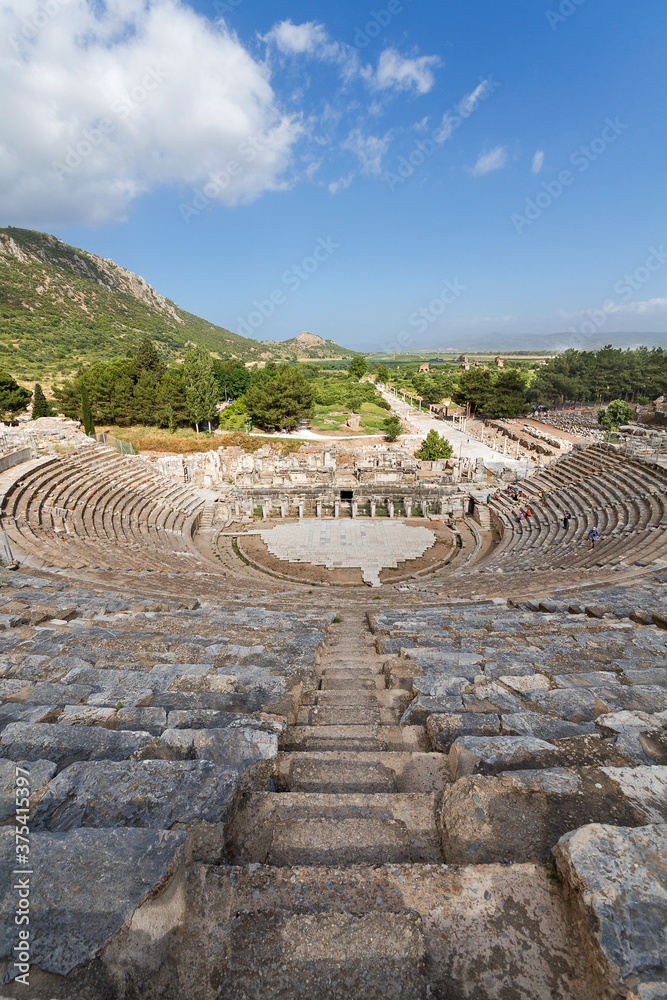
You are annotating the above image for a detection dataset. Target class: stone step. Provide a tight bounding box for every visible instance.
[314,689,409,710]
[320,676,380,691]
[296,706,400,726]
[224,792,442,865]
[216,910,428,1000]
[320,666,379,678]
[269,816,414,865]
[286,758,399,793]
[196,862,595,1000]
[280,725,429,753]
[276,751,449,793]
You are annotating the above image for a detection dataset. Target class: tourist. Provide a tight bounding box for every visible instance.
[517,510,524,521]
[525,507,531,518]
[588,527,600,549]
[541,490,548,501]
[562,511,571,530]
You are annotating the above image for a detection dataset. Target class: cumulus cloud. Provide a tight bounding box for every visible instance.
[265,20,330,55]
[365,48,440,95]
[342,129,392,175]
[469,146,508,176]
[0,0,300,224]
[532,150,545,173]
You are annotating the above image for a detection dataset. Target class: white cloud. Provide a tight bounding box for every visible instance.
[328,172,354,195]
[563,298,667,319]
[0,0,301,224]
[264,20,329,56]
[342,129,392,175]
[469,146,508,177]
[532,150,545,173]
[364,48,440,95]
[263,19,357,78]
[458,80,490,116]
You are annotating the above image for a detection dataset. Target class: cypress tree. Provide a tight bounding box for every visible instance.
[81,385,95,437]
[32,384,50,419]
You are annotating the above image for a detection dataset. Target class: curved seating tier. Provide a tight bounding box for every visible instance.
[479,444,667,579]
[0,447,210,576]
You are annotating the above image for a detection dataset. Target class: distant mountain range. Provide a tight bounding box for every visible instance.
[0,228,353,382]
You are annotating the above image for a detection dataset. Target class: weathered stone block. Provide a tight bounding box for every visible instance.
[31,759,238,859]
[426,713,500,753]
[553,823,667,997]
[0,723,154,769]
[0,758,56,822]
[439,766,667,864]
[0,826,186,983]
[400,696,464,726]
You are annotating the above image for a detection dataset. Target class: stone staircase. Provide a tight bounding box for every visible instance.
[206,612,595,1000]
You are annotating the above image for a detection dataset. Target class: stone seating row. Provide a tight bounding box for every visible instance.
[483,445,667,577]
[0,447,213,576]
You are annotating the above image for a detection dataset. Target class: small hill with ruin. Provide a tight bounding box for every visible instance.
[0,229,354,381]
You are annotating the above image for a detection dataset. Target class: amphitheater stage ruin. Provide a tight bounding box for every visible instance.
[0,434,665,999]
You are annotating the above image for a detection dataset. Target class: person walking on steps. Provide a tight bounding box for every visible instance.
[562,510,571,531]
[588,526,599,549]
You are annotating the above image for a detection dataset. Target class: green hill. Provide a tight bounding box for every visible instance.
[0,228,354,383]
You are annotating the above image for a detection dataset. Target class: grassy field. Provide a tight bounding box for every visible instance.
[99,427,306,455]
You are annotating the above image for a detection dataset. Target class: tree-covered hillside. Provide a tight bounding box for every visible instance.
[0,228,353,382]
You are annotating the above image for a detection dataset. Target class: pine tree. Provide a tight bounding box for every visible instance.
[32,384,50,419]
[0,369,31,418]
[416,430,453,460]
[81,384,95,437]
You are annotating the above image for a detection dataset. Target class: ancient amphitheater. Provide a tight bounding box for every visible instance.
[0,436,665,999]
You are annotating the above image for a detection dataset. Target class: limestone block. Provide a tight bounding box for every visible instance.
[0,723,154,770]
[448,736,557,781]
[500,674,552,694]
[0,758,56,822]
[169,673,237,694]
[0,826,186,982]
[439,766,667,864]
[553,823,667,997]
[502,712,596,741]
[447,734,632,782]
[400,695,464,727]
[552,671,621,690]
[529,688,618,721]
[147,726,277,788]
[412,675,470,697]
[426,713,500,753]
[31,759,239,834]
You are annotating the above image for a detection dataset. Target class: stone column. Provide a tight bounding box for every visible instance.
[405,499,412,518]
[439,499,447,516]
[298,501,305,519]
[234,500,241,517]
[334,500,340,519]
[280,501,287,519]
[316,500,322,519]
[388,500,394,518]
[421,500,428,518]
[370,500,376,518]
[352,500,358,518]
[262,500,269,520]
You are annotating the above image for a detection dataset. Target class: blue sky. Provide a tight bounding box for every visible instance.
[2,0,666,350]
